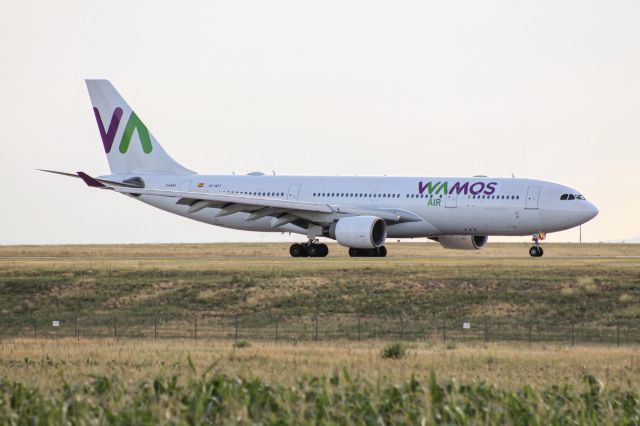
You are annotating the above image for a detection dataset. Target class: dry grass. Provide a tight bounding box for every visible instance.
[1,338,639,392]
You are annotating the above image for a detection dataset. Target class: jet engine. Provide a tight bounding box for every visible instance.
[328,216,387,249]
[434,235,488,250]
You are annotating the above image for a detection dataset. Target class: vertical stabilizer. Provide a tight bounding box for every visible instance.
[86,79,194,175]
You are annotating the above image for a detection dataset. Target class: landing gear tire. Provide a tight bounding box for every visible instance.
[290,242,328,258]
[290,243,307,257]
[529,246,543,257]
[377,246,387,257]
[308,244,320,257]
[317,243,329,257]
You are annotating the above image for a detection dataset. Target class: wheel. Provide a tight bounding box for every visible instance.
[538,247,544,257]
[307,244,320,257]
[529,246,541,257]
[318,243,329,257]
[349,247,359,257]
[290,243,304,257]
[377,246,387,257]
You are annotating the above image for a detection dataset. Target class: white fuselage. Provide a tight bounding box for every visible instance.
[115,174,598,239]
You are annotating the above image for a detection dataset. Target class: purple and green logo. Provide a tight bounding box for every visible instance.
[418,180,498,196]
[93,107,153,154]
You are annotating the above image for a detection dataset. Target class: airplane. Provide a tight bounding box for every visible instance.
[41,80,599,258]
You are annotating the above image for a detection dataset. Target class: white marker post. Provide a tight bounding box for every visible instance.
[52,321,60,340]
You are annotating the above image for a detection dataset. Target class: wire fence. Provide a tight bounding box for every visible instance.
[2,313,638,347]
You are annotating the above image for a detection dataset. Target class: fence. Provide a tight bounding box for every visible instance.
[2,313,638,347]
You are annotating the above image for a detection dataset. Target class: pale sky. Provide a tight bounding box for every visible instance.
[1,0,638,244]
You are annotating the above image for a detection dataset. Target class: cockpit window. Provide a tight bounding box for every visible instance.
[561,193,586,201]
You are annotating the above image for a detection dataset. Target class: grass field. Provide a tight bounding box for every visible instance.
[2,339,640,423]
[1,243,640,423]
[1,243,639,342]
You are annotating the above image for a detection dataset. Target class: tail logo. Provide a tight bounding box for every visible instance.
[93,107,153,154]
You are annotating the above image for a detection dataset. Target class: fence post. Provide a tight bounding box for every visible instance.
[154,316,157,341]
[315,315,319,343]
[358,317,361,342]
[235,316,238,343]
[485,316,488,344]
[275,317,278,344]
[617,323,620,347]
[442,318,446,343]
[571,322,575,347]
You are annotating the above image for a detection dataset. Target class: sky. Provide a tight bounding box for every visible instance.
[1,0,638,244]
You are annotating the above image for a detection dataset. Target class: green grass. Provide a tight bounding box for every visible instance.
[2,368,639,424]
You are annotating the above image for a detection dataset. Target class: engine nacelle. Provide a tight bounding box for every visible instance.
[435,235,488,250]
[329,216,387,249]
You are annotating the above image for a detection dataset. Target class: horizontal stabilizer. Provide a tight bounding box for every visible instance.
[77,172,106,188]
[38,169,144,188]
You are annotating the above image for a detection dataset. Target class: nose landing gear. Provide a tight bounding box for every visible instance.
[289,240,329,257]
[529,232,546,257]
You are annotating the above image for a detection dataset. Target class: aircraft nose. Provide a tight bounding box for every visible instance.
[582,201,599,222]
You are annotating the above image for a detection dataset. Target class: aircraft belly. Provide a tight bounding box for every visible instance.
[424,207,475,234]
[386,220,441,238]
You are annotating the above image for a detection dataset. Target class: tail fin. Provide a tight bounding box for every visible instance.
[86,79,194,175]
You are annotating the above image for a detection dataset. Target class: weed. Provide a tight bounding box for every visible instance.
[382,342,406,359]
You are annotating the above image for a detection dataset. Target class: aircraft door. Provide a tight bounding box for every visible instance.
[525,186,540,209]
[287,184,302,200]
[445,192,458,208]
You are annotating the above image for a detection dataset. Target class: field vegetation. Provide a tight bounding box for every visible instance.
[1,243,640,423]
[0,243,639,342]
[2,339,640,423]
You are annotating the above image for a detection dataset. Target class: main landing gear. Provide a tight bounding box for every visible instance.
[529,232,546,257]
[348,246,387,257]
[289,240,329,257]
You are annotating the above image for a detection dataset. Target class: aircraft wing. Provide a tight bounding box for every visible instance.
[42,170,423,226]
[113,186,422,224]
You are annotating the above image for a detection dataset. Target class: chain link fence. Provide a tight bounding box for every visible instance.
[2,313,638,346]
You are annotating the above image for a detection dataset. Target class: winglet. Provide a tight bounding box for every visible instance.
[76,171,106,188]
